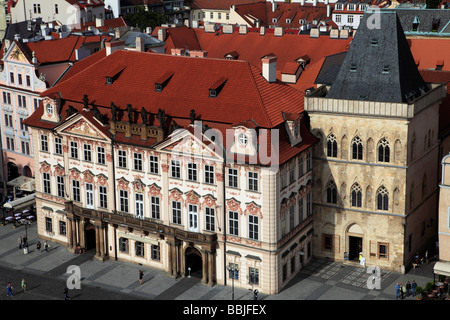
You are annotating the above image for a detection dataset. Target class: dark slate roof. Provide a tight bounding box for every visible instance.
[325,11,428,103]
[4,21,39,41]
[315,51,347,85]
[393,9,450,33]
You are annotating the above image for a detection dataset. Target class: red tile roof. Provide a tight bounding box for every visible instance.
[190,0,257,10]
[409,38,450,71]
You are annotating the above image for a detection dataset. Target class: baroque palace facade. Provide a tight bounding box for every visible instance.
[24,44,317,294]
[305,12,447,273]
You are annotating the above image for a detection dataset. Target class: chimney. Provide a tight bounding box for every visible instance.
[327,5,331,17]
[189,50,208,58]
[239,25,248,34]
[136,36,145,52]
[158,28,166,41]
[313,0,317,6]
[260,26,266,36]
[105,40,125,56]
[262,55,277,83]
[171,48,186,56]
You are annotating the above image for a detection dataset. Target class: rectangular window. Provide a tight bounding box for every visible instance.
[45,217,52,232]
[18,74,22,85]
[120,190,129,212]
[336,14,341,23]
[229,211,239,236]
[248,215,259,240]
[248,171,258,192]
[171,159,181,178]
[378,243,389,260]
[348,15,354,23]
[226,13,229,20]
[33,98,40,110]
[299,198,304,222]
[228,168,238,188]
[323,234,333,251]
[119,237,128,253]
[172,201,182,224]
[249,267,259,285]
[6,137,14,151]
[289,205,295,230]
[70,141,78,159]
[59,221,66,236]
[289,163,295,184]
[149,155,159,174]
[204,165,214,184]
[43,172,51,194]
[20,118,27,131]
[10,72,14,83]
[135,241,145,257]
[55,4,59,14]
[84,144,92,162]
[205,207,215,232]
[3,92,11,104]
[151,245,160,261]
[228,263,239,280]
[306,151,312,171]
[210,12,213,19]
[4,114,12,127]
[118,150,127,168]
[54,137,62,155]
[99,186,107,208]
[21,141,30,155]
[134,153,143,171]
[188,163,197,181]
[151,196,160,219]
[218,12,221,19]
[57,176,65,198]
[135,193,144,219]
[26,75,31,87]
[97,146,105,165]
[41,135,48,152]
[72,180,80,202]
[307,191,312,217]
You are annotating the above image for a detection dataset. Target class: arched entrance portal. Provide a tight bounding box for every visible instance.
[85,223,96,251]
[7,162,19,181]
[185,247,202,278]
[347,223,364,261]
[23,166,32,178]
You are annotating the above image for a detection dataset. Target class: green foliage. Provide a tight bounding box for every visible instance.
[416,286,423,294]
[123,7,168,30]
[425,282,433,292]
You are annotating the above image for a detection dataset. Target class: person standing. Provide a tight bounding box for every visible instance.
[395,283,400,299]
[411,280,417,297]
[18,236,22,249]
[21,278,26,292]
[63,287,70,300]
[139,270,144,285]
[6,282,13,297]
[406,281,411,297]
[44,240,49,252]
[36,241,41,252]
[401,284,406,299]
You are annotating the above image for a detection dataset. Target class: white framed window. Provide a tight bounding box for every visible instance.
[70,141,78,159]
[57,176,65,198]
[41,135,48,152]
[135,241,144,257]
[348,15,354,24]
[54,137,62,155]
[99,185,107,208]
[118,150,127,168]
[188,162,197,181]
[21,140,30,155]
[335,14,341,23]
[4,114,12,127]
[97,146,105,164]
[171,159,181,178]
[134,153,143,171]
[172,201,182,224]
[3,92,11,104]
[135,193,144,219]
[6,137,14,151]
[72,180,80,202]
[151,196,160,219]
[229,211,239,236]
[84,144,92,162]
[205,207,215,232]
[86,183,94,209]
[188,204,198,232]
[249,215,259,240]
[43,172,51,194]
[248,171,258,192]
[307,151,312,171]
[149,155,159,174]
[204,165,214,184]
[120,190,129,212]
[228,168,238,188]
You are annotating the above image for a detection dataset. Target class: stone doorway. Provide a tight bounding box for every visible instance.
[85,223,96,251]
[349,236,363,261]
[185,247,202,278]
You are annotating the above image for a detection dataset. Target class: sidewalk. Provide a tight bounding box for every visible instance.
[0,220,438,300]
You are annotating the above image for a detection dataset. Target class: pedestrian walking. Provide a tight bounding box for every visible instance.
[63,287,70,300]
[21,278,26,292]
[18,236,22,249]
[23,235,28,247]
[36,241,41,252]
[6,282,13,297]
[406,281,411,297]
[139,270,144,285]
[44,240,49,252]
[411,280,417,297]
[395,283,400,299]
[401,284,406,299]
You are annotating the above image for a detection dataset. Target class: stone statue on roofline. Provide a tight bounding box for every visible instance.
[141,107,148,126]
[111,102,117,121]
[127,104,133,123]
[190,109,196,124]
[83,94,89,109]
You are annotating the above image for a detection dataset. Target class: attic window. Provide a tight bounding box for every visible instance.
[272,18,277,23]
[106,77,113,85]
[350,64,357,72]
[412,16,420,31]
[155,71,174,92]
[209,77,227,98]
[286,19,291,24]
[104,65,126,85]
[432,18,440,32]
[299,19,304,24]
[382,65,390,74]
[370,38,378,46]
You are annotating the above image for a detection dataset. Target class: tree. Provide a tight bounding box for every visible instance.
[123,7,168,30]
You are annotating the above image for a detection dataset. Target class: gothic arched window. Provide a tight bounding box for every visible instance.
[326,180,337,204]
[351,183,362,207]
[327,134,337,158]
[378,138,390,162]
[377,186,389,211]
[352,136,363,160]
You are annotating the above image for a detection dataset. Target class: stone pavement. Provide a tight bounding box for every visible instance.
[0,220,438,300]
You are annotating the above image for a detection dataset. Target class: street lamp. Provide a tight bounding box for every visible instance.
[226,265,238,300]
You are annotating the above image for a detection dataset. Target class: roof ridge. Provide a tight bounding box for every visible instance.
[246,63,273,128]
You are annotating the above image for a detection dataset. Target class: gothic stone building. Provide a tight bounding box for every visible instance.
[305,12,447,273]
[23,48,317,294]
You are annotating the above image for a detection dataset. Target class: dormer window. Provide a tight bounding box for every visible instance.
[350,64,357,72]
[208,77,227,98]
[432,18,440,32]
[272,18,277,23]
[155,71,174,92]
[104,65,126,85]
[382,65,390,74]
[238,133,248,146]
[209,89,217,98]
[412,16,420,31]
[105,77,113,85]
[155,84,163,92]
[370,38,378,46]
